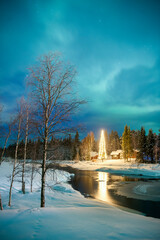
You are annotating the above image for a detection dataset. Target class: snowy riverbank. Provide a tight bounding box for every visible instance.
[0,161,160,240]
[111,180,160,202]
[60,159,160,177]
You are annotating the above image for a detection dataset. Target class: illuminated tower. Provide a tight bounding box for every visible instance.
[98,130,107,160]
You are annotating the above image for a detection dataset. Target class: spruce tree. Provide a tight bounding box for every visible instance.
[73,131,81,160]
[147,129,155,163]
[128,127,133,161]
[122,125,133,161]
[86,134,91,160]
[75,131,80,145]
[122,125,128,161]
[137,127,147,163]
[108,130,121,155]
[80,133,92,160]
[157,130,160,162]
[114,131,121,150]
[131,130,140,150]
[90,131,95,152]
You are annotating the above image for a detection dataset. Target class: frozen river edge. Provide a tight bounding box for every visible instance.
[0,161,160,240]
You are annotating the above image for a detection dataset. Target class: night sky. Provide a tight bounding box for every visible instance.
[1,0,160,136]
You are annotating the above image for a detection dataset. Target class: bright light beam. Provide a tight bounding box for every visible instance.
[98,130,107,160]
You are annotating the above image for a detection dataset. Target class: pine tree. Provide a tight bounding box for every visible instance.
[67,134,73,160]
[122,125,128,161]
[80,134,92,160]
[157,130,160,162]
[128,127,133,161]
[92,139,98,152]
[86,134,91,160]
[108,131,114,154]
[131,130,141,150]
[122,125,133,161]
[137,127,147,163]
[147,129,155,163]
[90,132,95,152]
[108,130,120,155]
[75,131,80,145]
[114,131,121,150]
[73,131,81,160]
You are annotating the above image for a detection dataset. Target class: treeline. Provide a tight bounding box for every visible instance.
[76,127,160,163]
[4,136,74,161]
[122,125,160,163]
[2,131,93,161]
[2,125,160,163]
[2,130,120,161]
[2,126,160,164]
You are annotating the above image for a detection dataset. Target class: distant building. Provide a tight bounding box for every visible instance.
[91,151,98,160]
[131,149,139,158]
[110,149,139,159]
[110,150,123,159]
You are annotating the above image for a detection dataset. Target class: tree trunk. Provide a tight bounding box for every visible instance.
[8,162,16,206]
[41,137,47,207]
[8,116,21,206]
[22,109,29,194]
[31,143,37,192]
[41,117,48,207]
[0,125,11,164]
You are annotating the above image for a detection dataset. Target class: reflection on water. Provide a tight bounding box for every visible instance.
[70,170,114,203]
[70,170,142,203]
[69,169,160,218]
[97,172,111,202]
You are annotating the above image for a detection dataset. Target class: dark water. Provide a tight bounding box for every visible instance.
[65,168,160,219]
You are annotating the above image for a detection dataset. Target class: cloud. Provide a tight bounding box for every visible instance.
[78,60,160,134]
[0,71,27,122]
[107,60,160,106]
[1,0,160,134]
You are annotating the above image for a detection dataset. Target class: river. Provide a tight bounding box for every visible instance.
[61,167,160,219]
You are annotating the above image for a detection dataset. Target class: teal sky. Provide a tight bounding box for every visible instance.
[0,0,160,135]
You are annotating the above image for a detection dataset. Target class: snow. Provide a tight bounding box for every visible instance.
[108,180,160,202]
[110,150,123,156]
[60,159,160,177]
[90,151,98,157]
[134,184,150,194]
[0,161,160,240]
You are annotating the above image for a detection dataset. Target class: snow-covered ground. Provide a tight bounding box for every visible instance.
[0,161,160,240]
[108,179,160,202]
[60,159,160,177]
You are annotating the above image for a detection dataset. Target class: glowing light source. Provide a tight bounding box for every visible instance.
[98,130,107,160]
[97,172,108,201]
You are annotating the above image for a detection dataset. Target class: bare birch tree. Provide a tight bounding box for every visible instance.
[0,120,14,164]
[8,100,23,206]
[30,140,38,192]
[27,52,85,207]
[22,101,29,194]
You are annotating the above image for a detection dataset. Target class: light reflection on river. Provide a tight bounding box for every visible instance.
[69,169,160,218]
[96,172,111,203]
